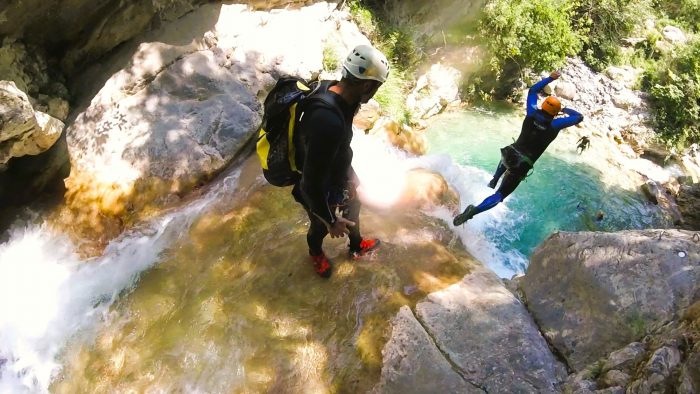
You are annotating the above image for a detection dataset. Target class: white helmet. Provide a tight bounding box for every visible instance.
[342,45,390,83]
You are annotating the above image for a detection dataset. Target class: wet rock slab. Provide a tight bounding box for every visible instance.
[375,266,567,393]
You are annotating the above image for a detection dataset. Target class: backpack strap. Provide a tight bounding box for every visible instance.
[298,80,345,125]
[304,92,345,126]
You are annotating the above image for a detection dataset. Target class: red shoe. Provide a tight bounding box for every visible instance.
[349,238,381,260]
[310,252,333,278]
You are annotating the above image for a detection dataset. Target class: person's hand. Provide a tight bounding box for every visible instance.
[328,217,356,238]
[550,71,561,80]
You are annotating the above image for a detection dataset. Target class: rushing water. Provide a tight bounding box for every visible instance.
[0,109,672,392]
[0,145,474,393]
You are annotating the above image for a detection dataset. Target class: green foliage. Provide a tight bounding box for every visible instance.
[322,45,338,73]
[585,360,606,380]
[575,0,648,71]
[374,68,411,124]
[475,0,583,99]
[656,0,700,32]
[347,1,419,124]
[349,1,421,70]
[380,29,419,71]
[348,1,379,41]
[644,39,700,147]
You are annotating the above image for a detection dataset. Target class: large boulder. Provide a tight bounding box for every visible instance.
[0,81,63,164]
[396,168,459,211]
[376,265,567,393]
[640,178,683,225]
[406,63,461,121]
[369,117,427,156]
[554,81,577,100]
[372,306,483,394]
[605,65,643,89]
[521,230,700,371]
[64,2,368,224]
[676,183,700,230]
[65,49,261,219]
[662,26,687,44]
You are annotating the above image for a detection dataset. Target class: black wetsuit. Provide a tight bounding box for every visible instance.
[456,76,584,222]
[292,81,362,255]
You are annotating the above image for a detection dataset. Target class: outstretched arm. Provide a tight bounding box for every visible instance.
[526,71,560,116]
[551,107,584,130]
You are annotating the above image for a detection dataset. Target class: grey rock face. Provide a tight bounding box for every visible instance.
[66,49,260,213]
[521,230,700,371]
[378,266,567,393]
[662,26,687,44]
[600,370,630,388]
[677,183,700,230]
[372,306,482,394]
[627,346,682,393]
[0,81,63,164]
[640,178,683,224]
[555,81,577,100]
[406,64,462,121]
[0,81,38,146]
[601,342,646,374]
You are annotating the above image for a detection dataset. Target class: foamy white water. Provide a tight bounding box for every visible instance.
[351,132,525,278]
[0,170,241,393]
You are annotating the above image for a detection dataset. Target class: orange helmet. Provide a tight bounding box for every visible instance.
[541,96,561,116]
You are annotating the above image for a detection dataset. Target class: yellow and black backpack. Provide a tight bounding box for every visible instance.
[256,77,340,186]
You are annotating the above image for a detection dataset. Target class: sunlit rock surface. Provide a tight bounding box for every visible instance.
[521,229,700,371]
[64,2,367,226]
[0,81,63,164]
[372,306,482,393]
[397,168,459,211]
[52,157,479,393]
[354,99,382,132]
[65,49,261,221]
[376,265,567,393]
[406,63,462,121]
[369,117,427,156]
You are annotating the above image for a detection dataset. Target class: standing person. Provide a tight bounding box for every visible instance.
[293,44,389,278]
[453,71,584,225]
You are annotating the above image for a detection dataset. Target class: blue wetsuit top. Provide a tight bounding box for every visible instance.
[514,76,584,162]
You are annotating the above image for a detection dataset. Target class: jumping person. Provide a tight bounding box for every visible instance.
[453,71,584,225]
[293,45,389,277]
[576,135,591,154]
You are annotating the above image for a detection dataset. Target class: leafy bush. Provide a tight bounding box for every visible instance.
[348,1,379,41]
[347,1,418,124]
[476,0,583,99]
[374,68,411,124]
[322,45,338,73]
[656,0,700,32]
[574,0,648,71]
[644,39,700,147]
